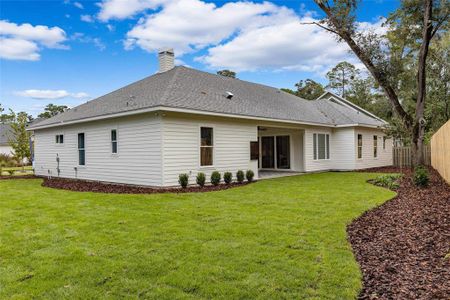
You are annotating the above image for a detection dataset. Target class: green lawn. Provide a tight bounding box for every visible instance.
[0,173,395,299]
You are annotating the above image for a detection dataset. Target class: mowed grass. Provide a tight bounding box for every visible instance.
[0,173,395,299]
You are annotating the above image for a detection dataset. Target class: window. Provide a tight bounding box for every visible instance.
[357,134,363,159]
[78,133,85,165]
[55,134,64,144]
[383,136,387,150]
[374,135,378,158]
[200,127,213,166]
[250,141,259,160]
[313,133,330,160]
[111,129,118,154]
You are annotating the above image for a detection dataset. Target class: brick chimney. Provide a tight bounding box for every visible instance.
[158,48,174,73]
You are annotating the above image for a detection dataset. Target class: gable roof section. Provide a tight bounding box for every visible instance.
[29,66,385,130]
[316,91,386,123]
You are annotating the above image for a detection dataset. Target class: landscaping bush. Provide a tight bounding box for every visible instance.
[196,172,206,187]
[246,170,255,182]
[413,166,429,187]
[223,172,232,184]
[178,173,189,188]
[236,170,245,183]
[372,174,402,190]
[7,169,15,176]
[210,171,221,186]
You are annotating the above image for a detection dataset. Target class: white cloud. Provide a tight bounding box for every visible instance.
[0,38,40,60]
[125,0,291,55]
[96,0,385,73]
[74,2,84,9]
[80,15,95,23]
[15,89,89,100]
[0,20,67,61]
[71,33,106,51]
[200,16,352,72]
[97,0,167,21]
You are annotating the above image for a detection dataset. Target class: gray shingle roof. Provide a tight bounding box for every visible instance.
[0,124,12,146]
[30,66,385,129]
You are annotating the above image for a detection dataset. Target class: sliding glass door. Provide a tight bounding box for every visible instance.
[260,135,290,169]
[276,136,290,169]
[261,136,275,169]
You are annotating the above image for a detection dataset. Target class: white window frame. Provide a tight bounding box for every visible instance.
[111,129,118,154]
[199,126,214,168]
[55,134,64,144]
[313,133,330,160]
[373,135,378,158]
[357,134,363,159]
[78,132,86,166]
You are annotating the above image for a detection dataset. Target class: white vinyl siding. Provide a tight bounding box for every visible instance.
[355,128,393,169]
[33,113,162,186]
[161,112,258,186]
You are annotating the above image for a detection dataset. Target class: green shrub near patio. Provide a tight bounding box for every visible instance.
[0,172,395,299]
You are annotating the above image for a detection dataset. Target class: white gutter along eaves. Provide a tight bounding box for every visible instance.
[27,105,383,131]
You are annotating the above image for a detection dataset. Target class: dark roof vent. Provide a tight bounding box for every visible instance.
[225,91,234,99]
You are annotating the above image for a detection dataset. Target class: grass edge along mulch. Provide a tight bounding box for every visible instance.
[348,166,450,299]
[41,176,251,194]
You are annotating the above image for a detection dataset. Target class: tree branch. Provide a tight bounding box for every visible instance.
[314,0,414,128]
[299,22,339,35]
[430,13,449,39]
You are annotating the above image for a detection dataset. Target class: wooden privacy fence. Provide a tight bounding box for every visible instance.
[431,120,450,183]
[393,145,431,168]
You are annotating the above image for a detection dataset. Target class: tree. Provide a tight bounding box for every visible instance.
[326,61,359,97]
[38,104,69,119]
[0,103,14,123]
[295,79,325,100]
[217,70,236,78]
[311,0,449,166]
[8,111,31,171]
[281,79,325,100]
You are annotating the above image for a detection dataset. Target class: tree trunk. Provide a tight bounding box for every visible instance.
[413,0,434,166]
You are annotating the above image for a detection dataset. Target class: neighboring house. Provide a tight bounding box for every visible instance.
[0,123,14,156]
[28,49,393,186]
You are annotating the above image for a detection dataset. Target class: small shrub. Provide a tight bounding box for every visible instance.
[210,171,221,186]
[413,166,429,187]
[7,169,15,176]
[196,172,206,187]
[236,170,245,183]
[178,173,189,188]
[223,172,232,184]
[246,170,255,182]
[372,174,402,190]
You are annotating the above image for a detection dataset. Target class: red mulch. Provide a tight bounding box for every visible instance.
[41,177,251,194]
[0,175,38,180]
[348,167,450,299]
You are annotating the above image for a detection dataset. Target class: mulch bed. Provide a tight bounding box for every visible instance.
[41,177,251,194]
[0,175,38,180]
[348,166,450,299]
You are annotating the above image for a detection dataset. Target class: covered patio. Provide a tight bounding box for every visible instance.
[256,125,305,179]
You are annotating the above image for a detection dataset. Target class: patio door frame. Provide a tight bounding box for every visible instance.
[259,134,291,170]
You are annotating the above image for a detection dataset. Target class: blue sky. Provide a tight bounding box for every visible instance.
[0,0,399,117]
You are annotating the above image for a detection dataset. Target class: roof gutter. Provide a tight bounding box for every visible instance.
[27,105,384,131]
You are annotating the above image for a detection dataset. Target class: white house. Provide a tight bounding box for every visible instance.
[0,124,14,156]
[28,49,393,187]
